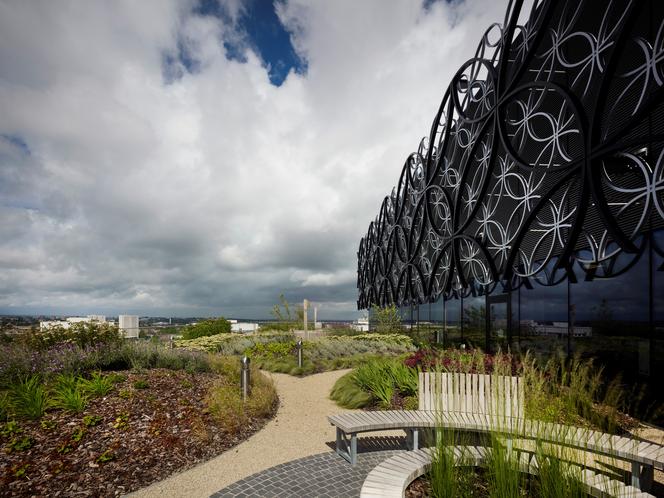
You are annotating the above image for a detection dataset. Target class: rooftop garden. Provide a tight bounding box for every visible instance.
[0,322,277,497]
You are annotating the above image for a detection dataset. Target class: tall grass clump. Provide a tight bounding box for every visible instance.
[485,436,523,498]
[522,351,626,432]
[533,444,586,498]
[79,371,114,397]
[8,375,49,420]
[329,372,373,409]
[51,373,88,412]
[349,358,418,409]
[429,427,471,498]
[206,358,278,433]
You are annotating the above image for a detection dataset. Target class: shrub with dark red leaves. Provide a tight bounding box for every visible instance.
[404,348,521,375]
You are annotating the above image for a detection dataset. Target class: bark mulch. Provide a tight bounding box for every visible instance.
[0,369,277,497]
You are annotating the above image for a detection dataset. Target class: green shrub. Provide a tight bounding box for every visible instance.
[370,304,404,334]
[23,322,122,350]
[181,318,231,340]
[248,341,295,359]
[8,376,49,419]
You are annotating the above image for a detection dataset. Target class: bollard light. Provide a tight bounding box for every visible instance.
[296,339,303,368]
[240,355,251,401]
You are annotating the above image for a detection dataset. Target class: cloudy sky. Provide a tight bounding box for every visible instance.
[0,0,509,319]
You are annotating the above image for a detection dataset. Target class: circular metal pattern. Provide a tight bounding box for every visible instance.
[357,0,664,309]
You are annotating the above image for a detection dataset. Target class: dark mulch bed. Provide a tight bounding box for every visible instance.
[405,469,495,498]
[0,369,277,497]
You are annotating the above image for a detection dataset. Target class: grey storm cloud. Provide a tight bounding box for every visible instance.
[0,0,509,319]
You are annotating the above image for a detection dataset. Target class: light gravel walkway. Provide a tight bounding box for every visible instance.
[127,369,358,498]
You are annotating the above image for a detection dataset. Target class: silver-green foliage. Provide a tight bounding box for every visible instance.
[174,332,294,354]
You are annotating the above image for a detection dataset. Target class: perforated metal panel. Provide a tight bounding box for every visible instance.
[358,0,664,309]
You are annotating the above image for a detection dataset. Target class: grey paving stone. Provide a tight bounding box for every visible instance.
[211,448,404,498]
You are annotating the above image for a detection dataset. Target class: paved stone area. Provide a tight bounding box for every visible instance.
[211,437,407,498]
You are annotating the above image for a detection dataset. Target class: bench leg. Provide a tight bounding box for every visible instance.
[631,461,654,492]
[335,427,358,465]
[405,429,419,451]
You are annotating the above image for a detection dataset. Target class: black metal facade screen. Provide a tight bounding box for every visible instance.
[357,0,664,310]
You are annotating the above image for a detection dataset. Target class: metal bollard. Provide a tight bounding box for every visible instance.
[296,339,303,368]
[240,355,251,401]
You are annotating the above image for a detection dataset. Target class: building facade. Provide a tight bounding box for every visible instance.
[118,315,139,338]
[357,0,664,387]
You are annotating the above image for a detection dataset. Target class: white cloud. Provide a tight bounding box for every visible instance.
[0,0,508,318]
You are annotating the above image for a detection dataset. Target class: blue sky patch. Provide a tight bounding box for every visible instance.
[196,0,306,86]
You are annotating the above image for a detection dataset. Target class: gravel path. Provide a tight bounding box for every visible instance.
[127,369,357,498]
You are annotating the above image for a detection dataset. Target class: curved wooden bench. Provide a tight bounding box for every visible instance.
[328,410,662,491]
[359,447,655,498]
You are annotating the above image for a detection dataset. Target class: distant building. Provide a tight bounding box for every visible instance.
[231,322,259,333]
[351,317,370,332]
[119,315,139,338]
[40,315,106,330]
[521,320,592,338]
